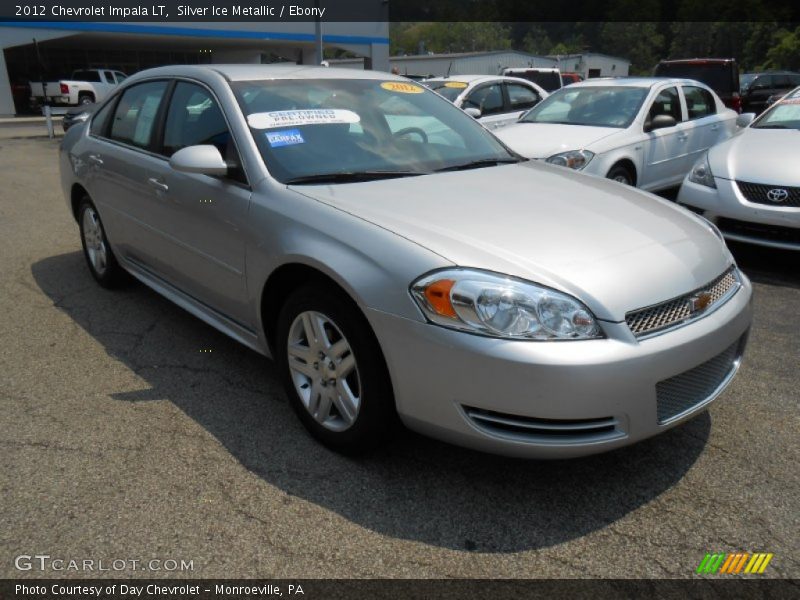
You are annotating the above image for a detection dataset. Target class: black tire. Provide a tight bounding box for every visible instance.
[78,93,94,105]
[275,283,396,453]
[606,164,634,186]
[77,197,125,288]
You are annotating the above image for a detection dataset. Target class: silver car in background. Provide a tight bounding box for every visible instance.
[679,86,800,250]
[60,65,752,458]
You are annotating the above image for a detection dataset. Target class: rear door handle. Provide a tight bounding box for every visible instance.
[710,124,719,131]
[147,177,169,193]
[88,154,103,165]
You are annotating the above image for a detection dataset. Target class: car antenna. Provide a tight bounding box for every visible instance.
[446,61,452,78]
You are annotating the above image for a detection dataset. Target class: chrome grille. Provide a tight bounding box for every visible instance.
[626,267,740,338]
[736,181,800,208]
[656,338,742,424]
[463,406,623,443]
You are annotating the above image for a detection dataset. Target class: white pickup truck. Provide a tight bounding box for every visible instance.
[30,69,128,106]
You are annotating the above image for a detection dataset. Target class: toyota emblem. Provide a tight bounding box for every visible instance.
[766,188,789,203]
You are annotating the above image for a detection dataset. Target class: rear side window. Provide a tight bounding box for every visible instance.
[109,81,168,149]
[683,86,716,119]
[506,83,541,111]
[72,70,102,83]
[89,98,116,136]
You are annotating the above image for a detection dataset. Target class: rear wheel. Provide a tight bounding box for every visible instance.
[606,164,634,186]
[78,93,94,106]
[78,198,124,288]
[275,283,396,453]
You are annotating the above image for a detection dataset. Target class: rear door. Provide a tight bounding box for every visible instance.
[680,84,723,164]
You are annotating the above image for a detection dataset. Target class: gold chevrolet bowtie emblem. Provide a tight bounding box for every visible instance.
[689,291,713,313]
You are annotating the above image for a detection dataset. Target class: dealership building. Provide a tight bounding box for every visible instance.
[0,20,390,116]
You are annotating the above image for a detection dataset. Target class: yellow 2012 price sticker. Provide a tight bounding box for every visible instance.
[444,81,468,88]
[381,81,424,94]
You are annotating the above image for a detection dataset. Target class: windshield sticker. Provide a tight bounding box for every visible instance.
[248,109,360,129]
[444,81,468,88]
[381,81,424,94]
[266,129,305,147]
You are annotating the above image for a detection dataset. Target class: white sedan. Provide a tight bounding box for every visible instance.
[678,86,800,250]
[494,77,739,192]
[423,75,547,131]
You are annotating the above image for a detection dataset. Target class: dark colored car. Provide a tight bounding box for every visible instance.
[654,59,741,113]
[61,103,96,132]
[740,71,800,114]
[561,72,584,85]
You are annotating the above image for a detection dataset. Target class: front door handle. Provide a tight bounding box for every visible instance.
[147,177,169,193]
[88,154,103,165]
[678,134,689,141]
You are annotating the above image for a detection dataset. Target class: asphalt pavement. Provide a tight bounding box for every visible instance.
[1,138,797,579]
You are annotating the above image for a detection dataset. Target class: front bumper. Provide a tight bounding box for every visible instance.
[367,275,753,459]
[678,177,800,250]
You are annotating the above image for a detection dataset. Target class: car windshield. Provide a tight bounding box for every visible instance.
[231,78,517,183]
[751,89,800,130]
[424,80,468,102]
[519,86,648,128]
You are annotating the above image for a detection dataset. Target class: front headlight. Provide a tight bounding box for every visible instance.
[410,269,602,340]
[688,152,716,188]
[545,149,594,170]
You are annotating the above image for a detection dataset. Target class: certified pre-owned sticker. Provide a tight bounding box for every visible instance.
[380,81,424,94]
[266,129,305,147]
[248,109,360,129]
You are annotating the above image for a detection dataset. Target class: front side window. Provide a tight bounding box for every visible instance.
[231,78,516,184]
[647,86,681,124]
[520,86,648,128]
[109,80,168,148]
[163,81,246,184]
[463,84,503,116]
[683,86,716,119]
[89,97,116,137]
[506,83,541,111]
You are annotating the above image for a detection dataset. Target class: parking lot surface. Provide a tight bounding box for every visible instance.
[1,138,798,578]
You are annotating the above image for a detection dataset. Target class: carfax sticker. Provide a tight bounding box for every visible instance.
[248,109,360,129]
[266,129,305,147]
[380,81,424,94]
[444,81,468,88]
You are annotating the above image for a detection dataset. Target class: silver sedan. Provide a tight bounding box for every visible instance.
[678,86,800,250]
[59,65,753,458]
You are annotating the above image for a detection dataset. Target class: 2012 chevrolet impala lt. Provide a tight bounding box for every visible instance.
[59,65,753,458]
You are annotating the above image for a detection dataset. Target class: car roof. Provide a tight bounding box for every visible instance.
[658,58,736,65]
[424,74,537,85]
[126,64,408,83]
[567,77,702,88]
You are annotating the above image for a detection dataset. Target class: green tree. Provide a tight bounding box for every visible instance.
[600,22,664,74]
[765,26,800,70]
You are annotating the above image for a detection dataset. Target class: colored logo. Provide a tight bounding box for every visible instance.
[696,552,774,574]
[766,188,789,203]
[688,291,713,313]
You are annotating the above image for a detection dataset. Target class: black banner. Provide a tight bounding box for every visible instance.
[0,0,798,22]
[2,579,799,600]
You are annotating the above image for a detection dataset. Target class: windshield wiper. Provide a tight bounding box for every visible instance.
[433,157,522,173]
[285,171,425,185]
[753,124,790,129]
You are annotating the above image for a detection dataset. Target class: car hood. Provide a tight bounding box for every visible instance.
[709,127,800,184]
[291,161,731,321]
[494,123,625,159]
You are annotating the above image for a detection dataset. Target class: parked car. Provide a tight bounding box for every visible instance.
[30,69,127,107]
[678,86,800,250]
[654,59,741,112]
[740,71,800,114]
[60,65,752,458]
[502,67,563,92]
[62,103,97,132]
[494,77,738,192]
[423,75,547,130]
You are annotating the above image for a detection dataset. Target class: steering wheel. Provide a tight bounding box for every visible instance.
[393,127,428,143]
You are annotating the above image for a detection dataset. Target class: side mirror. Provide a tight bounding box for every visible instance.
[169,145,228,176]
[645,114,677,132]
[736,112,756,128]
[464,107,482,119]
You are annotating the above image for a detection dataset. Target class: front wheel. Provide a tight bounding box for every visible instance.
[275,284,396,453]
[606,165,634,186]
